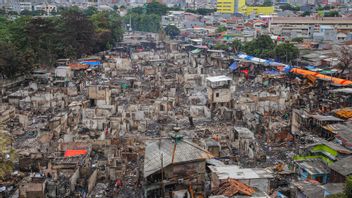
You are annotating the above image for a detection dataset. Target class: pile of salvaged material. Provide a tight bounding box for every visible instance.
[213,179,255,197]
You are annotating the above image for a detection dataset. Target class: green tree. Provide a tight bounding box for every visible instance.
[186,8,215,15]
[318,5,334,11]
[279,4,300,11]
[145,1,168,15]
[324,11,339,17]
[60,8,96,58]
[197,8,215,15]
[164,25,180,39]
[57,6,68,14]
[32,10,46,16]
[301,11,311,16]
[20,10,33,16]
[84,6,98,16]
[8,11,18,16]
[214,43,228,50]
[8,16,31,50]
[90,11,123,50]
[0,9,5,16]
[232,39,243,53]
[291,37,304,43]
[24,17,59,66]
[125,13,161,32]
[243,35,274,58]
[126,2,169,33]
[0,17,10,42]
[216,25,227,33]
[0,42,30,78]
[130,6,145,14]
[95,11,123,42]
[273,43,299,64]
[0,8,124,77]
[168,6,182,11]
[185,9,196,13]
[263,0,273,6]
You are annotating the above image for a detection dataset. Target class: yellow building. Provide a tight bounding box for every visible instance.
[217,0,274,15]
[240,5,274,15]
[216,0,235,14]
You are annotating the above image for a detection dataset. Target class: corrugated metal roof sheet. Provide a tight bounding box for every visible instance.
[144,139,212,177]
[309,114,344,122]
[206,75,232,82]
[296,159,330,175]
[330,156,352,176]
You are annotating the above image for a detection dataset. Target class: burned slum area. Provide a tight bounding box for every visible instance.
[1,31,352,198]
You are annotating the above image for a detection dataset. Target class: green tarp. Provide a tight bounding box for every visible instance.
[121,83,129,89]
[191,49,201,54]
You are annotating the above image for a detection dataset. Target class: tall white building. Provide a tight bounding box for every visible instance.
[34,2,57,14]
[20,2,32,11]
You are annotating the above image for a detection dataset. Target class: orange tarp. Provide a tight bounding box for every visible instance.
[69,63,88,70]
[335,108,352,119]
[291,68,352,86]
[305,74,317,83]
[64,149,87,157]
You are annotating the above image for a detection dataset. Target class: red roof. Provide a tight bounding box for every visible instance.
[226,17,242,23]
[64,150,87,157]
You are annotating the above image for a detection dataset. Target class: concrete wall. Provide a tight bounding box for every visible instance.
[0,105,15,124]
[18,113,30,127]
[70,168,80,192]
[55,66,72,79]
[208,88,231,103]
[88,86,111,103]
[88,170,98,194]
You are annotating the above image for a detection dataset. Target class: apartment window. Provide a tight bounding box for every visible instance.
[216,93,220,97]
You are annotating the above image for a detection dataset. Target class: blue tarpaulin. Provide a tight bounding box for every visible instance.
[264,60,272,66]
[264,70,280,75]
[81,61,101,65]
[229,62,238,71]
[306,65,316,70]
[244,55,253,61]
[283,65,293,73]
[305,65,322,72]
[80,61,101,68]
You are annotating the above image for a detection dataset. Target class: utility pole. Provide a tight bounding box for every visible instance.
[285,49,288,64]
[129,14,132,32]
[160,153,165,198]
